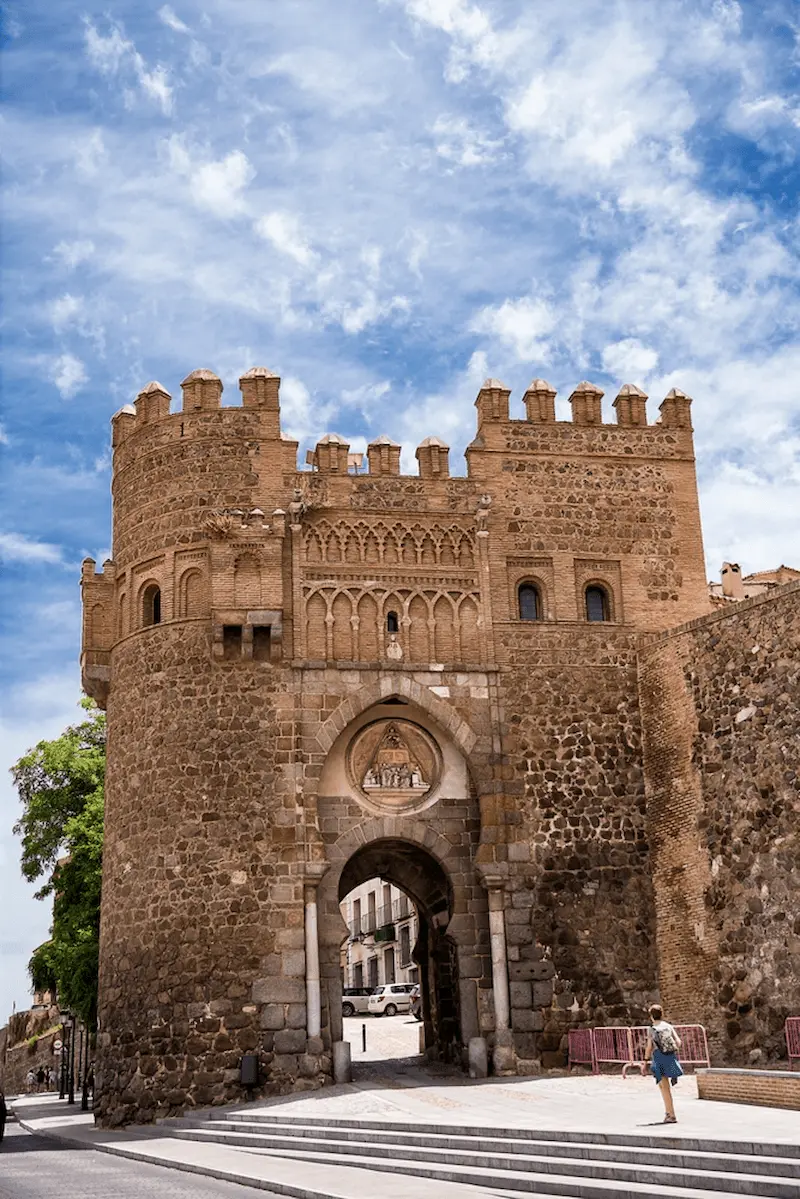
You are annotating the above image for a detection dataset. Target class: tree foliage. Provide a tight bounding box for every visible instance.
[13,699,105,1026]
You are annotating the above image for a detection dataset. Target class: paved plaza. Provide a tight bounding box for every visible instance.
[342,1013,423,1064]
[7,1067,800,1198]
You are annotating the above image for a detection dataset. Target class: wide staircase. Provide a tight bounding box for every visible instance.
[166,1110,800,1197]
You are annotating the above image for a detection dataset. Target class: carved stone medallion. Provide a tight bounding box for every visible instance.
[346,719,442,815]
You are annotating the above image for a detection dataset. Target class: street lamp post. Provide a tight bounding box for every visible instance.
[58,1009,70,1100]
[68,1013,76,1104]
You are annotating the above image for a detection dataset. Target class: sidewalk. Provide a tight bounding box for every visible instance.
[10,1071,800,1199]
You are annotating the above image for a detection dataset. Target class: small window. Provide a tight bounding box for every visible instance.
[518,584,541,621]
[142,584,161,627]
[585,585,610,622]
[386,610,399,634]
[253,625,271,661]
[223,624,242,660]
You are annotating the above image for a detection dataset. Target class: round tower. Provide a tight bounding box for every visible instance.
[83,368,311,1125]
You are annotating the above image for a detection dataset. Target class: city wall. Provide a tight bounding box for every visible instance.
[639,580,800,1064]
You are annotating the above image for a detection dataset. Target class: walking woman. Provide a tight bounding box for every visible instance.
[643,1003,683,1123]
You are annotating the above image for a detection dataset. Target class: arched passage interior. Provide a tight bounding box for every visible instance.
[338,838,462,1064]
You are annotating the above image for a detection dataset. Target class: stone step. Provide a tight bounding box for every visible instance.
[219,1112,800,1160]
[203,1140,788,1199]
[169,1127,800,1197]
[186,1119,799,1179]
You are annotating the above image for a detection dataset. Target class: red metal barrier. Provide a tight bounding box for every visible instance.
[621,1026,650,1078]
[674,1024,710,1070]
[786,1017,800,1069]
[593,1023,710,1077]
[567,1029,596,1072]
[592,1026,634,1072]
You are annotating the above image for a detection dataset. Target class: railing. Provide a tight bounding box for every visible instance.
[569,1023,710,1075]
[567,1029,595,1071]
[786,1017,800,1069]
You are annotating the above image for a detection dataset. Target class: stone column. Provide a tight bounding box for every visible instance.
[488,886,510,1032]
[488,884,515,1074]
[304,883,321,1039]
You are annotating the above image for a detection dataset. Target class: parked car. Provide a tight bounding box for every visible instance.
[410,984,422,1021]
[367,983,415,1016]
[342,987,374,1017]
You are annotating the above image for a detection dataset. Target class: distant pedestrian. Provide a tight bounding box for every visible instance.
[26,1069,36,1093]
[46,1067,55,1090]
[36,1066,45,1092]
[643,1003,683,1123]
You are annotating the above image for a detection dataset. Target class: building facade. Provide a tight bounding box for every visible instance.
[340,880,419,990]
[81,368,800,1127]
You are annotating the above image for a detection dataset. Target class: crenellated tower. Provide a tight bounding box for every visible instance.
[84,365,713,1127]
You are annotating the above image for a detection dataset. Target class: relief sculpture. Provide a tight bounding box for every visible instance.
[347,719,442,815]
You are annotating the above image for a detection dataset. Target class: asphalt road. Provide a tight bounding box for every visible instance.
[0,1123,286,1199]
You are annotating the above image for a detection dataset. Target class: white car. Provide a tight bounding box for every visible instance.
[367,983,415,1016]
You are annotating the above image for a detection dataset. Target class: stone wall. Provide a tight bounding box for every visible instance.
[638,581,800,1065]
[499,624,657,1065]
[97,622,325,1126]
[0,1007,62,1095]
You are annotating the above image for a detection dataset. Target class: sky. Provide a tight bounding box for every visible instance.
[2,0,800,1021]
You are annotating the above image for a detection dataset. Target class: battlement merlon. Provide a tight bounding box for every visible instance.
[468,377,695,469]
[80,557,115,707]
[111,367,284,449]
[110,367,696,480]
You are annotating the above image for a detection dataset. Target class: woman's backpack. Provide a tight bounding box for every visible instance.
[654,1022,680,1054]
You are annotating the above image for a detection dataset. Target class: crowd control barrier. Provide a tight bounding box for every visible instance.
[786,1017,800,1069]
[568,1023,710,1075]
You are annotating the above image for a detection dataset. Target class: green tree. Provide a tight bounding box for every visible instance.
[12,699,105,1026]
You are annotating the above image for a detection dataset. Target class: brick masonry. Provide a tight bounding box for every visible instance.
[697,1068,800,1111]
[81,368,798,1125]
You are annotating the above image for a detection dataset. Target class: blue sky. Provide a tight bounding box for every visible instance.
[2,0,800,1019]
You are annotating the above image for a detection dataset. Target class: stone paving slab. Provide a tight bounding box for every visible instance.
[220,1070,800,1145]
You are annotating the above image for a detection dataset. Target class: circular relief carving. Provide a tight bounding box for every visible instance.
[346,719,442,815]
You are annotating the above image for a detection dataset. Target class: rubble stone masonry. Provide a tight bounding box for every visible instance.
[81,368,798,1126]
[638,581,800,1063]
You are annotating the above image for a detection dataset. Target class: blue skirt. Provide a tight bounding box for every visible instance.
[651,1049,683,1085]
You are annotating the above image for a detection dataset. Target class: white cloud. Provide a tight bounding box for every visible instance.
[255,211,318,267]
[0,424,8,446]
[167,137,254,217]
[50,293,83,331]
[84,20,173,115]
[50,353,88,399]
[471,296,556,361]
[431,115,503,167]
[0,532,63,564]
[75,129,106,176]
[52,240,95,269]
[279,375,336,445]
[159,5,190,34]
[602,339,659,381]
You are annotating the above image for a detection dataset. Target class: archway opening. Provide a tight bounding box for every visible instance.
[337,838,462,1068]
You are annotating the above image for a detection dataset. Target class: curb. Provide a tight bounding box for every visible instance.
[13,1115,341,1198]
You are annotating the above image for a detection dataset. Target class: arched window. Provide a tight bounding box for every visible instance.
[518,584,541,621]
[142,584,161,626]
[585,585,610,622]
[386,610,399,634]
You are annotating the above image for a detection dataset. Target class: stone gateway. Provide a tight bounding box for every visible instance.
[81,368,800,1126]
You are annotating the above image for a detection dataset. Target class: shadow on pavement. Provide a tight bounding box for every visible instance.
[2,1126,91,1153]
